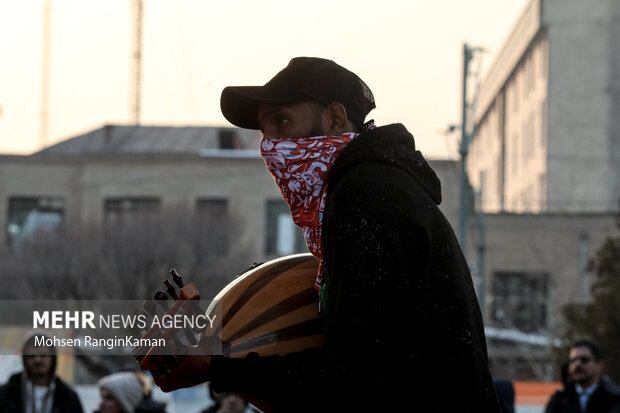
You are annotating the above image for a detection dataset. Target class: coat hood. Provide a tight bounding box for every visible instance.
[329,123,442,204]
[21,330,58,376]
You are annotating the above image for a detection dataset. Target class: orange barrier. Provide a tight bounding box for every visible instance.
[514,381,562,405]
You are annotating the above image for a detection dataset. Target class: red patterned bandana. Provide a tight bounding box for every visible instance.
[260,132,358,290]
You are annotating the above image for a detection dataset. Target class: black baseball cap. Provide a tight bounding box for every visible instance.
[220,57,376,130]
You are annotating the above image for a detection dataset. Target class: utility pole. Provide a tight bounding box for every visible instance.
[40,0,52,148]
[476,187,486,318]
[458,43,484,257]
[458,43,487,315]
[129,0,143,125]
[458,44,474,256]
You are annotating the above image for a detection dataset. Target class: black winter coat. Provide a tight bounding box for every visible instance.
[545,376,620,413]
[207,124,500,412]
[0,372,84,413]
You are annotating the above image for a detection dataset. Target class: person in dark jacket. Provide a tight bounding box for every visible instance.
[493,377,515,413]
[143,57,500,412]
[0,331,84,413]
[197,385,222,413]
[546,340,620,413]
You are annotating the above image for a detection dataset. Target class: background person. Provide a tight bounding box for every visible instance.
[133,370,167,413]
[493,377,515,413]
[197,385,222,413]
[546,340,620,413]
[96,372,143,413]
[218,392,257,413]
[0,331,84,413]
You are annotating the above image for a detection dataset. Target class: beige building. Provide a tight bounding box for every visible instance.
[464,0,620,380]
[468,0,620,214]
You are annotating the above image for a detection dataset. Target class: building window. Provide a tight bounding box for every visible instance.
[512,80,519,114]
[6,197,64,252]
[541,39,549,79]
[523,56,530,100]
[492,271,549,332]
[195,198,229,255]
[265,200,306,255]
[522,113,535,160]
[530,49,537,91]
[479,170,487,210]
[512,133,519,175]
[104,198,160,226]
[196,198,227,217]
[541,98,548,148]
[539,174,546,210]
[218,130,237,149]
[530,113,536,156]
[522,119,528,161]
[497,157,504,210]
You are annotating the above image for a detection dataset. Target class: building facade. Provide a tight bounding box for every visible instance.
[468,0,620,214]
[464,0,620,380]
[0,125,461,260]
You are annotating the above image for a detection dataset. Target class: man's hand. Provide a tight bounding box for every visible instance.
[139,336,215,392]
[141,347,214,392]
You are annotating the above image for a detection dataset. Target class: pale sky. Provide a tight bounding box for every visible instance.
[0,0,530,159]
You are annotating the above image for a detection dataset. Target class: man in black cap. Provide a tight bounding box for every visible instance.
[145,57,500,412]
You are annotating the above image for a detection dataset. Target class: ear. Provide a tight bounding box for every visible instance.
[322,102,355,135]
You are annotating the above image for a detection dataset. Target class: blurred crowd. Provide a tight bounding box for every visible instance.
[0,331,258,413]
[2,331,619,413]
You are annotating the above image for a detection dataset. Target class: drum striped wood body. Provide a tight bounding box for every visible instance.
[203,253,324,358]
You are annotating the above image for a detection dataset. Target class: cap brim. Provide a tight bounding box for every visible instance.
[220,86,305,130]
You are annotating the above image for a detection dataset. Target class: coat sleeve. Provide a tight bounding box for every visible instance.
[544,391,560,413]
[69,389,85,413]
[0,383,6,413]
[55,379,85,413]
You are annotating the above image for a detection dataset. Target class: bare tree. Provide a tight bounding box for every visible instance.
[0,206,250,381]
[1,206,247,300]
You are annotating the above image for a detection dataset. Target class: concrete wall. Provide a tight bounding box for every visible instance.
[469,212,617,335]
[0,154,283,261]
[544,0,618,212]
[0,152,460,260]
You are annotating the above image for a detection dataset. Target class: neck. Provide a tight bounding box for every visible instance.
[30,375,52,386]
[577,378,599,390]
